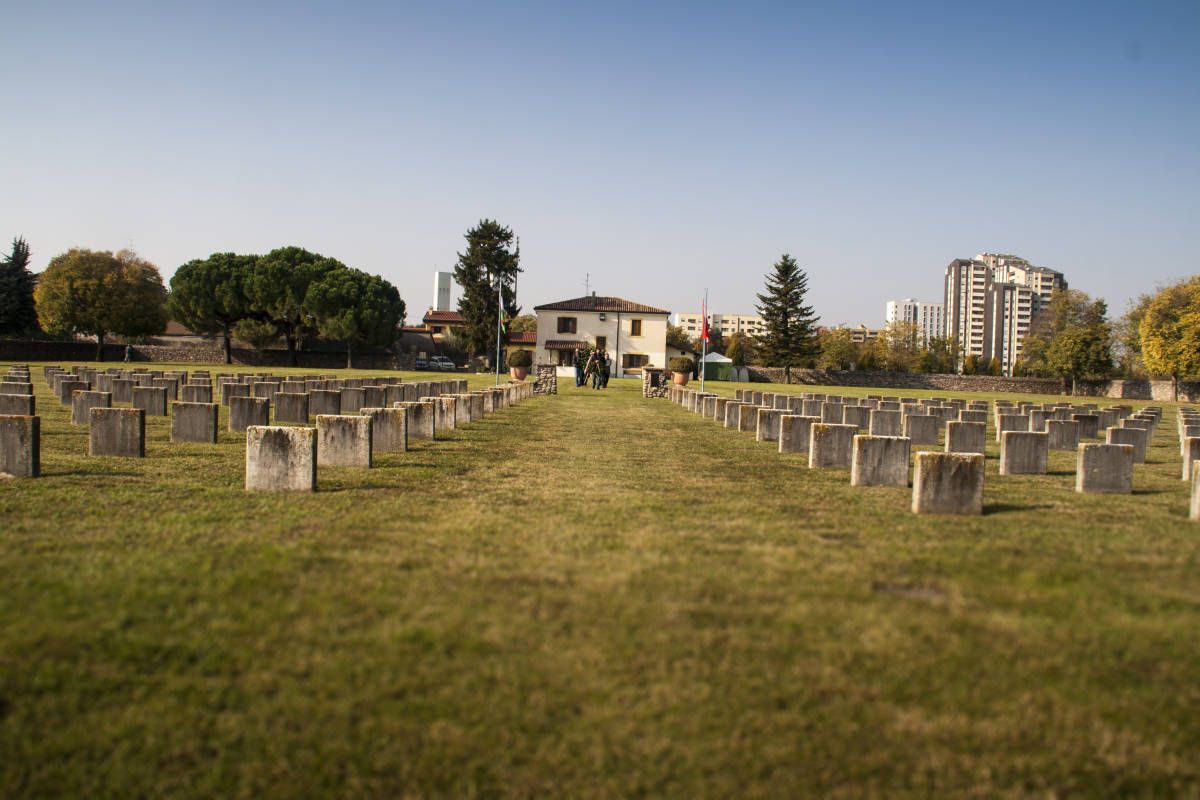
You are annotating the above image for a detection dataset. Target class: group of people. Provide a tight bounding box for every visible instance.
[574,348,611,389]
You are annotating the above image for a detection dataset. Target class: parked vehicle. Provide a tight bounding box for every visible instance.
[429,356,456,371]
[414,356,428,369]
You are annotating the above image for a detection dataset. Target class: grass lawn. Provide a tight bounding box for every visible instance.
[2,363,1199,797]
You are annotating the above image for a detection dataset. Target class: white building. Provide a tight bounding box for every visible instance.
[534,295,669,377]
[884,298,945,345]
[673,312,765,340]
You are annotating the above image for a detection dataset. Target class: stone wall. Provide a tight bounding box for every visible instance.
[533,364,557,395]
[642,368,669,398]
[1073,378,1200,402]
[0,339,415,370]
[745,367,1066,395]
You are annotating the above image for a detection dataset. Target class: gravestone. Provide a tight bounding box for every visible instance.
[397,401,435,440]
[869,409,901,436]
[779,415,819,455]
[133,386,168,416]
[1072,413,1100,439]
[245,426,316,491]
[724,401,745,428]
[999,431,1048,475]
[912,452,984,515]
[1047,420,1080,451]
[1183,438,1200,482]
[902,414,938,445]
[181,384,213,403]
[0,394,34,416]
[996,414,1029,441]
[171,402,219,444]
[756,408,783,442]
[842,406,870,431]
[317,414,372,468]
[958,410,986,424]
[1192,463,1200,521]
[0,415,39,477]
[59,379,88,406]
[361,407,407,452]
[229,396,269,433]
[737,403,759,433]
[809,423,856,469]
[309,389,341,416]
[362,386,386,409]
[71,390,112,425]
[850,435,910,487]
[340,387,366,413]
[945,421,985,455]
[1075,443,1133,494]
[820,402,844,424]
[221,382,248,406]
[1106,426,1147,464]
[274,393,310,424]
[89,408,144,457]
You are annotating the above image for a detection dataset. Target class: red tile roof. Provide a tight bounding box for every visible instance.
[423,310,465,324]
[533,296,669,314]
[506,331,537,344]
[544,339,589,350]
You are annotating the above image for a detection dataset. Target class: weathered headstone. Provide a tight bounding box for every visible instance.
[737,403,758,434]
[59,379,88,406]
[361,407,407,452]
[723,401,744,428]
[912,452,984,515]
[0,415,39,477]
[996,414,1029,441]
[133,386,168,417]
[1075,443,1133,494]
[397,401,435,440]
[945,421,985,455]
[89,408,144,457]
[274,392,310,424]
[171,402,219,444]
[71,390,112,425]
[779,415,819,455]
[756,408,783,442]
[999,431,1048,475]
[340,387,366,413]
[316,414,372,467]
[869,409,901,436]
[820,402,844,424]
[229,396,269,433]
[181,384,213,403]
[850,435,910,487]
[1106,426,1147,464]
[1183,438,1200,482]
[1046,420,1080,451]
[809,423,856,469]
[0,394,34,416]
[842,405,870,431]
[902,414,938,445]
[245,426,316,491]
[309,389,341,416]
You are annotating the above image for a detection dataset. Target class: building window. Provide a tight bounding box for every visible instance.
[557,317,577,334]
[623,353,648,368]
[556,350,573,366]
[595,335,607,352]
[630,319,642,336]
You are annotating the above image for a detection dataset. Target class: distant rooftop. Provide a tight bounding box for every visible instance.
[534,295,669,314]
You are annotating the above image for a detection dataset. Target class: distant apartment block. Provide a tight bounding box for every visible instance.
[943,253,1067,375]
[673,312,766,339]
[884,299,944,345]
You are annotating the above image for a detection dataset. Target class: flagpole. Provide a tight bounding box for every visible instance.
[495,276,502,387]
[700,288,708,393]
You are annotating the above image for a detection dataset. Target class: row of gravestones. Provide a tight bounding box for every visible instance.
[663,385,1200,519]
[0,363,533,489]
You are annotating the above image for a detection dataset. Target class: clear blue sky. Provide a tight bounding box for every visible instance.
[3,0,1197,328]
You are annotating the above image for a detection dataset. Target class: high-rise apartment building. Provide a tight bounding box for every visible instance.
[884,298,945,345]
[943,253,1066,375]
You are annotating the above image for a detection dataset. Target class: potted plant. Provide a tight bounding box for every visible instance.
[669,356,695,386]
[507,349,533,381]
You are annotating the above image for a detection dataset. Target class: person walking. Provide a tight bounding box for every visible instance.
[600,351,611,388]
[573,348,584,387]
[124,344,132,363]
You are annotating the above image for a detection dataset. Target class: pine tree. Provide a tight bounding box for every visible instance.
[453,220,521,361]
[754,253,818,367]
[0,236,38,337]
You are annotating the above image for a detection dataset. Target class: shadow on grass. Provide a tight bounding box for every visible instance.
[984,503,1054,514]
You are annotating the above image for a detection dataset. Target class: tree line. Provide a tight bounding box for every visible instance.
[0,237,405,367]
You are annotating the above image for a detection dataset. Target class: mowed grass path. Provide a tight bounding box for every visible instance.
[2,365,1199,797]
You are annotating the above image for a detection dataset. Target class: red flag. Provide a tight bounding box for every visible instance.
[701,297,709,342]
